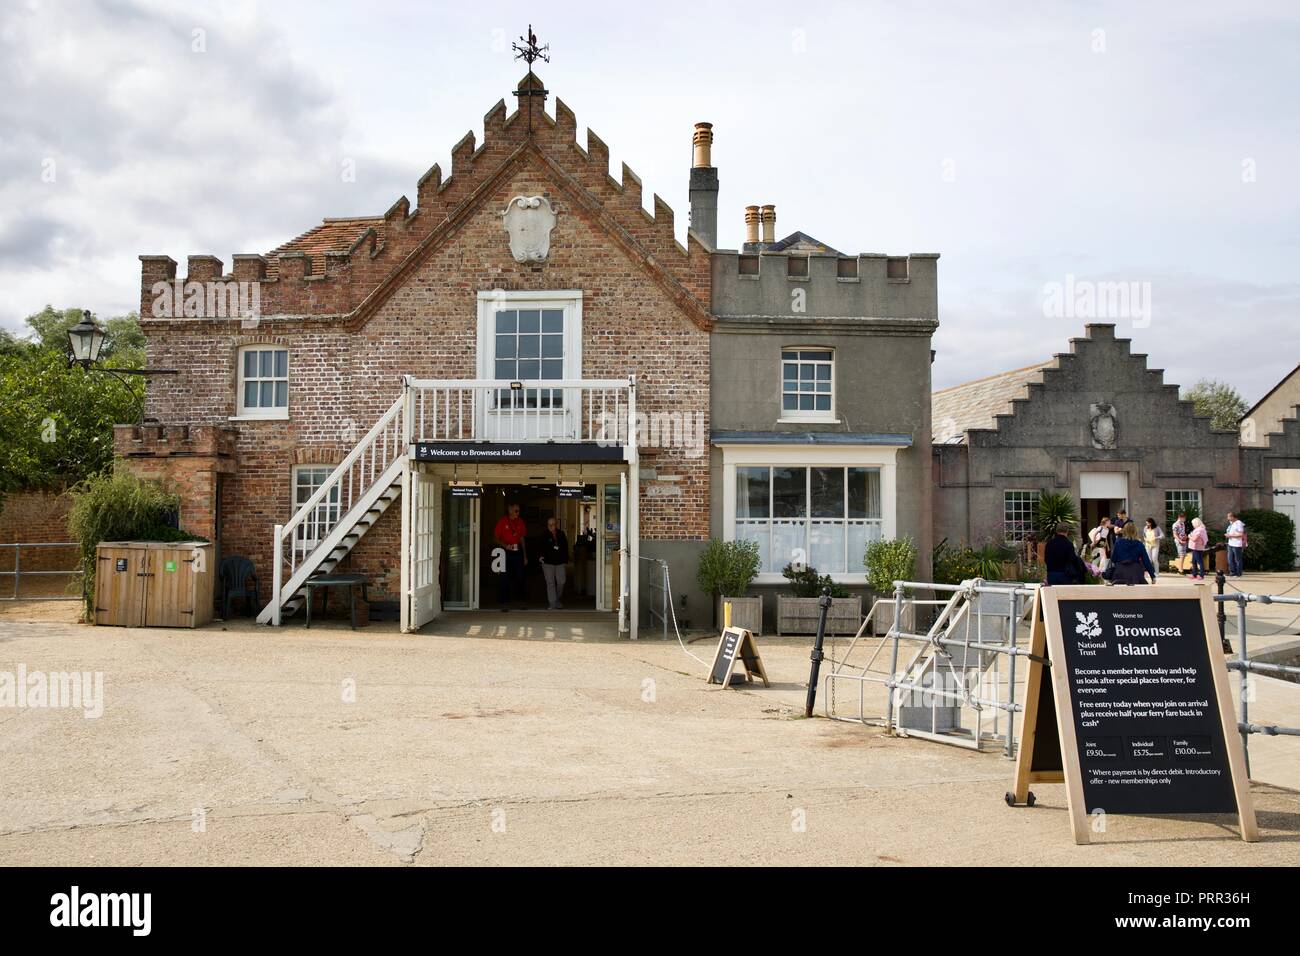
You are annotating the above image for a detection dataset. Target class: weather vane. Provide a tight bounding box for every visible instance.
[512,25,549,66]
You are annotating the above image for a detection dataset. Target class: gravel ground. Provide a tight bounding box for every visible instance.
[1,609,1297,866]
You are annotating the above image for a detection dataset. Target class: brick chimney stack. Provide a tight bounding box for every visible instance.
[688,122,718,249]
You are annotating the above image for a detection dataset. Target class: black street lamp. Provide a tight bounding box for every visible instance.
[66,310,177,424]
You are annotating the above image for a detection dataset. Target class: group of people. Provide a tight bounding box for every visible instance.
[1044,508,1248,586]
[492,503,596,611]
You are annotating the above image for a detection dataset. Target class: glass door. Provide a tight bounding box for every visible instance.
[441,488,478,609]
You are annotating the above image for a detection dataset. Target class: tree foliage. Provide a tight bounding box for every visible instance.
[1182,379,1248,431]
[0,306,145,503]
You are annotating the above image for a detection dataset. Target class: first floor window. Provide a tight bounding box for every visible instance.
[493,307,565,409]
[735,465,881,574]
[1165,489,1202,523]
[293,465,340,548]
[238,346,288,416]
[781,348,834,418]
[1003,490,1040,543]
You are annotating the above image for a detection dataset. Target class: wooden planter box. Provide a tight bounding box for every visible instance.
[95,541,213,628]
[776,595,862,636]
[718,595,762,635]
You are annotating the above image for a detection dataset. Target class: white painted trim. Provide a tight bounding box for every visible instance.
[720,443,902,575]
[475,290,583,381]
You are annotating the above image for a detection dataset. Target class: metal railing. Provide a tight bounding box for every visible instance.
[639,555,669,640]
[825,579,1039,756]
[1215,590,1300,776]
[407,377,634,445]
[0,543,82,601]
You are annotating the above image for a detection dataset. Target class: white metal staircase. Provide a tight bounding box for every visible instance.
[257,394,407,625]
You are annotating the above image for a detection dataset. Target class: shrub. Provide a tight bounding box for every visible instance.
[1034,490,1079,539]
[68,470,205,618]
[696,539,761,598]
[865,537,917,595]
[1240,508,1297,572]
[781,563,850,598]
[932,539,980,585]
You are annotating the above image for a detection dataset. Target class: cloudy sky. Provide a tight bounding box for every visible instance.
[2,0,1297,400]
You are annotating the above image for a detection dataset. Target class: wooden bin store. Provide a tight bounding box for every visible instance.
[94,541,214,628]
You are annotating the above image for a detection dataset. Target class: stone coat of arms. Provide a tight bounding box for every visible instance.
[502,195,558,263]
[1090,402,1118,449]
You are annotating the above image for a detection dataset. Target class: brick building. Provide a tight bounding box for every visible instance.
[122,70,940,633]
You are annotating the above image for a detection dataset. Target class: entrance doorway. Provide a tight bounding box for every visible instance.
[438,482,620,612]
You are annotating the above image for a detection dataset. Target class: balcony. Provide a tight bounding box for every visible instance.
[406,376,635,452]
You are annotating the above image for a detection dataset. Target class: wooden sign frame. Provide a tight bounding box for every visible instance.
[707,626,771,688]
[1012,586,1257,845]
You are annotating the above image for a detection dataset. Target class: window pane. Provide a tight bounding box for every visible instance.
[495,311,516,333]
[517,359,539,379]
[541,333,562,358]
[541,359,563,380]
[848,468,881,519]
[803,350,832,361]
[816,363,831,380]
[518,310,540,333]
[783,362,797,379]
[259,381,272,407]
[736,467,770,519]
[800,364,814,381]
[495,359,515,379]
[782,394,797,411]
[541,309,563,333]
[816,395,830,410]
[518,335,539,358]
[772,522,804,573]
[811,522,846,573]
[259,350,272,377]
[781,351,797,363]
[736,521,770,574]
[244,381,257,408]
[773,467,806,518]
[799,394,814,410]
[495,334,516,358]
[811,467,844,518]
[243,350,256,377]
[274,350,287,378]
[274,381,288,407]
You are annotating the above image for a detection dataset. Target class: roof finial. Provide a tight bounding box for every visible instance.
[512,25,550,134]
[512,24,549,66]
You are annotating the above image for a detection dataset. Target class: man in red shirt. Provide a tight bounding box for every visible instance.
[493,502,528,610]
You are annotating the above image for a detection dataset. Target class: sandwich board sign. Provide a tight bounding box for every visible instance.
[1010,586,1257,845]
[707,626,770,688]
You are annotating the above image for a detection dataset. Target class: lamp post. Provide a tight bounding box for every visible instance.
[66,310,177,425]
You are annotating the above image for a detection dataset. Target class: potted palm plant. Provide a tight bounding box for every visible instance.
[775,564,861,635]
[1032,490,1079,561]
[696,539,763,634]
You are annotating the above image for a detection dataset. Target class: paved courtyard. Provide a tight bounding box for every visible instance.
[1,580,1298,866]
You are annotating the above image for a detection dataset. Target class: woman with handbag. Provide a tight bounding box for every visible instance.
[1106,523,1156,585]
[1188,517,1209,581]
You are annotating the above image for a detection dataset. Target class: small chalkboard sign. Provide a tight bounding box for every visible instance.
[707,626,770,688]
[1011,586,1256,844]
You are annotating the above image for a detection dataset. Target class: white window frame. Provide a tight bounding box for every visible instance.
[779,347,836,423]
[292,464,340,549]
[476,290,583,386]
[1164,489,1202,521]
[1003,489,1041,544]
[234,345,290,420]
[721,444,900,584]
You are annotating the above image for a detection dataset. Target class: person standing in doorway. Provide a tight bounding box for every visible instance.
[1143,517,1163,579]
[1225,511,1246,577]
[541,516,570,610]
[494,502,528,610]
[1088,516,1113,572]
[1188,517,1209,581]
[1172,512,1189,572]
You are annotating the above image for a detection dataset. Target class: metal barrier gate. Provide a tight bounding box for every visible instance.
[0,543,82,601]
[1215,590,1300,776]
[824,579,1040,756]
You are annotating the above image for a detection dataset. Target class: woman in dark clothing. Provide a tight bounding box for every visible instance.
[1107,523,1156,585]
[1044,522,1088,585]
